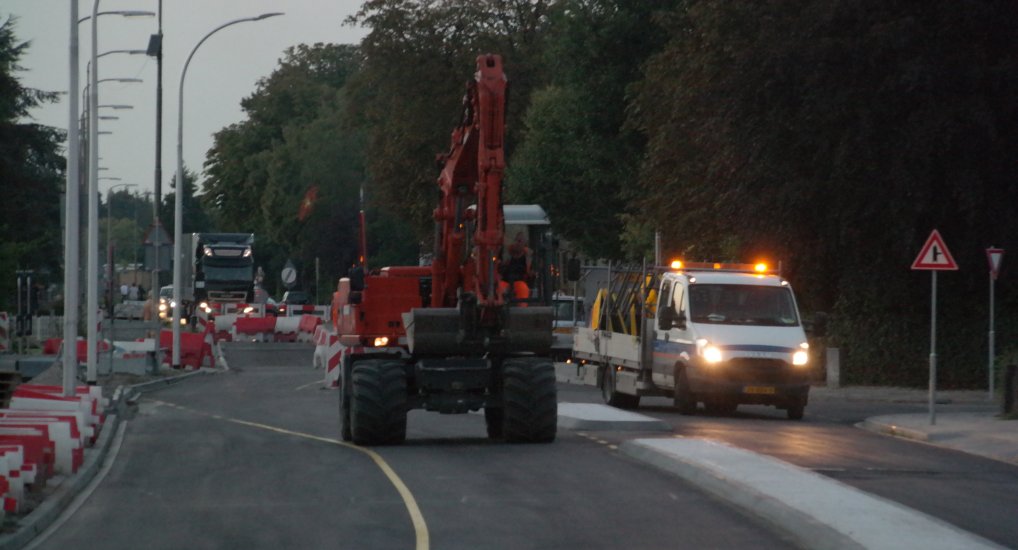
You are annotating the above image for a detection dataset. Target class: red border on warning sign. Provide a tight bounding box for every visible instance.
[911,229,958,270]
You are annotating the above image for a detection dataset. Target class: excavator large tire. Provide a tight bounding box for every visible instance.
[502,358,557,443]
[350,360,408,445]
[339,375,352,442]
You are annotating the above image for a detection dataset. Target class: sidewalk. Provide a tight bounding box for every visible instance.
[807,385,1018,466]
[861,412,1018,465]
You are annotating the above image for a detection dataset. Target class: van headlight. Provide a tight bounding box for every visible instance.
[697,339,723,364]
[792,342,809,366]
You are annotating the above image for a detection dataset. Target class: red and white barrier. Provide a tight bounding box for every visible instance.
[214,314,237,343]
[313,325,342,388]
[273,316,301,342]
[297,315,322,343]
[232,316,276,342]
[0,382,110,514]
[0,447,26,512]
[158,329,214,369]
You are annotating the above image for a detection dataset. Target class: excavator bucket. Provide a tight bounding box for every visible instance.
[404,307,553,355]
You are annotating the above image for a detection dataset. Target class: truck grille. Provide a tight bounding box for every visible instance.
[208,290,248,303]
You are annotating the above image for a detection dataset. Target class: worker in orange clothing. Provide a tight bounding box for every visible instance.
[500,232,532,304]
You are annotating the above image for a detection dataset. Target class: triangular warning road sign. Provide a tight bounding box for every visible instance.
[911,230,958,271]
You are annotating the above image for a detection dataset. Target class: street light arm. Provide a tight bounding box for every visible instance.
[97,49,147,59]
[78,10,155,24]
[96,78,144,84]
[177,13,285,105]
[172,11,284,367]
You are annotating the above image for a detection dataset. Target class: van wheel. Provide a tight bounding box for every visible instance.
[601,366,640,409]
[674,368,697,415]
[787,398,806,420]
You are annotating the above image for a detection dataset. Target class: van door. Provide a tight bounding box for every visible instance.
[652,279,692,387]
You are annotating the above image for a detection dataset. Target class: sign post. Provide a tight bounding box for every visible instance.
[986,247,1004,400]
[911,230,958,425]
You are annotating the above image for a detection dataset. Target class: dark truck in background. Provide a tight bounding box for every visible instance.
[188,233,255,316]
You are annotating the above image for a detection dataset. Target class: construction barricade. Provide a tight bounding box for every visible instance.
[273,316,301,342]
[297,315,322,343]
[158,329,214,370]
[214,314,238,343]
[313,325,341,388]
[0,382,109,515]
[232,316,277,342]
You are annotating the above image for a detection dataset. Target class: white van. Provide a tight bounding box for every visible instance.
[573,262,814,419]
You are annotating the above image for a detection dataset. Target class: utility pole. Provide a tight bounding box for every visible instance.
[147,0,163,370]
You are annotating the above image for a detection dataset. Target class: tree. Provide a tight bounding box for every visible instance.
[505,0,676,260]
[0,15,64,310]
[629,0,1018,386]
[346,0,553,238]
[162,167,212,236]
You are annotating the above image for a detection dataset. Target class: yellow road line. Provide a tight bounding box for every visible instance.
[154,400,429,550]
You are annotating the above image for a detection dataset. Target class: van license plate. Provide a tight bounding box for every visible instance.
[744,386,776,395]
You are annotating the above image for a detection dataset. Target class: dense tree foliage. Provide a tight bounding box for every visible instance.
[507,0,675,258]
[629,0,1018,385]
[0,16,64,311]
[345,0,551,236]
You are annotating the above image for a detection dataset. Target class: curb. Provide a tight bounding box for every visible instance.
[620,438,1005,550]
[557,403,671,432]
[0,367,216,548]
[0,395,123,550]
[129,368,220,394]
[858,419,931,442]
[620,439,858,550]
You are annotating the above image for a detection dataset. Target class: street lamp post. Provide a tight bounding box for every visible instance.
[172,12,284,367]
[65,4,151,396]
[63,0,81,396]
[105,183,137,374]
[86,0,151,385]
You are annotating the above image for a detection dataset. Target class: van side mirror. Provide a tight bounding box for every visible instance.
[659,308,685,330]
[566,258,581,282]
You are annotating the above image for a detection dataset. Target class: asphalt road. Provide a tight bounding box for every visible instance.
[557,385,1018,548]
[30,344,798,550]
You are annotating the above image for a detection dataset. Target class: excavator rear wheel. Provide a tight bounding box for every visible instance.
[350,360,408,445]
[339,377,352,442]
[502,359,557,443]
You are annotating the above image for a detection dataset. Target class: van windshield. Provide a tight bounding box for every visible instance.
[688,284,799,327]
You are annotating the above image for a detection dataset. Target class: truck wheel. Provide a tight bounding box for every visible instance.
[351,360,408,445]
[673,368,697,415]
[787,398,806,420]
[502,359,557,443]
[484,407,504,439]
[601,365,640,409]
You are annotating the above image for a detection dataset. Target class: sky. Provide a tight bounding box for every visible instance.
[5,0,368,201]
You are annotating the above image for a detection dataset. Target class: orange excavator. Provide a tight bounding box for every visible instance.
[331,54,556,445]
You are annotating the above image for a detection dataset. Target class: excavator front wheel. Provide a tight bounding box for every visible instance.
[501,358,557,443]
[350,360,408,445]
